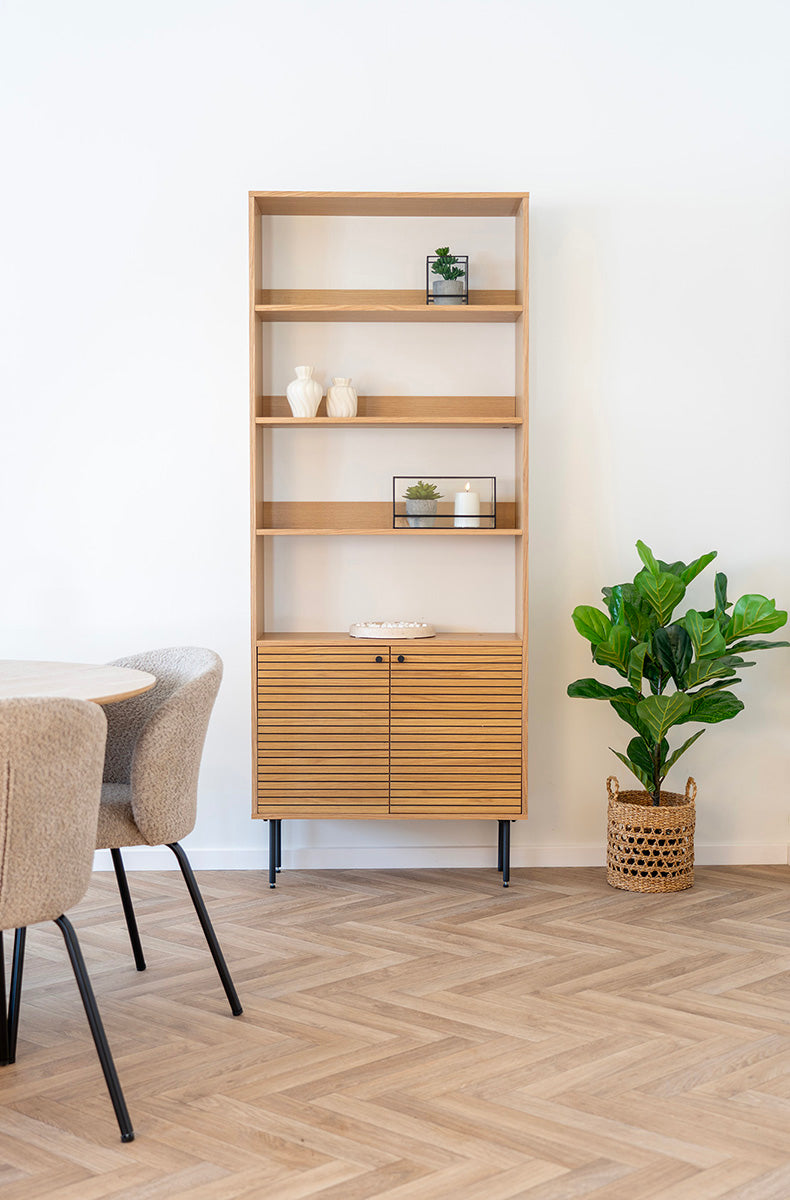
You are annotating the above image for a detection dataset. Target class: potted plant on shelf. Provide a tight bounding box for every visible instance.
[568,541,788,893]
[428,247,467,305]
[403,480,443,527]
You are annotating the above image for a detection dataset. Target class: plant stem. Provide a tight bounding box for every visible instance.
[652,744,662,806]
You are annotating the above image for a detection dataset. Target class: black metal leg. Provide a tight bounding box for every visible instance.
[110,848,146,971]
[497,821,504,872]
[54,914,134,1143]
[7,928,26,1064]
[502,821,511,888]
[166,842,243,1017]
[0,931,8,1067]
[275,819,282,873]
[268,820,277,888]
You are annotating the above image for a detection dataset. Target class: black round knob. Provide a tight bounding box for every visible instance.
[397,654,405,663]
[375,655,383,663]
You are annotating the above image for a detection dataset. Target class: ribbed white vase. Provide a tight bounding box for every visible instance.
[286,366,323,418]
[326,377,358,418]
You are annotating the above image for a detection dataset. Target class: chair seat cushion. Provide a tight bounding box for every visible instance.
[97,784,147,849]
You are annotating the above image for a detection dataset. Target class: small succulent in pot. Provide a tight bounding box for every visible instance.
[430,247,467,305]
[403,480,443,527]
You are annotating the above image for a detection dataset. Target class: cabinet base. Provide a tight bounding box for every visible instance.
[265,819,513,888]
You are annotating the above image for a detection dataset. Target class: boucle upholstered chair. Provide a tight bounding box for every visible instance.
[98,648,241,1017]
[0,697,134,1142]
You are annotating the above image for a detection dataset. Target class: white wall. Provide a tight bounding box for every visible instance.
[1,0,788,870]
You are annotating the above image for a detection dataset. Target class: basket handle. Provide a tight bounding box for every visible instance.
[606,775,620,801]
[685,777,697,803]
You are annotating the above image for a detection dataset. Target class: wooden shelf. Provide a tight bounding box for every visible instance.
[256,631,523,646]
[251,192,528,217]
[257,395,521,425]
[256,416,522,428]
[255,501,520,537]
[254,289,522,323]
[256,527,523,537]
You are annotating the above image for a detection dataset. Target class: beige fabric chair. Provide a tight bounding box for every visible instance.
[97,648,241,1016]
[0,697,134,1142]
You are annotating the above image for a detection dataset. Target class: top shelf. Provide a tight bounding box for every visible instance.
[250,192,528,217]
[254,290,523,324]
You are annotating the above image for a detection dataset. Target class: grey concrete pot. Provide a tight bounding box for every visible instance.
[431,278,465,305]
[405,499,438,527]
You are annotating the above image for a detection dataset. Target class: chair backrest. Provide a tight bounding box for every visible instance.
[0,697,107,930]
[103,648,222,845]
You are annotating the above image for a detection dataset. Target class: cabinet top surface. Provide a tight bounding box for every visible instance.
[250,192,529,217]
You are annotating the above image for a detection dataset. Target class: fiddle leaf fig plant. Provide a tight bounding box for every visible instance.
[568,542,788,804]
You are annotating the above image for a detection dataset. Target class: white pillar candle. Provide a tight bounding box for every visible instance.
[454,481,480,527]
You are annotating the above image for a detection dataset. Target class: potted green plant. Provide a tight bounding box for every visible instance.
[568,541,788,892]
[429,247,467,305]
[403,480,443,527]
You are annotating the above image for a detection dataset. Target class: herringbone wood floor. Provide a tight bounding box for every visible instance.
[1,865,789,1199]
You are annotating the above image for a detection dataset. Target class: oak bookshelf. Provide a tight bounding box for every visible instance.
[249,191,529,885]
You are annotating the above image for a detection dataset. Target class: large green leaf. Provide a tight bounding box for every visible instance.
[634,568,687,625]
[605,584,624,625]
[657,559,687,577]
[684,654,752,689]
[572,605,612,645]
[683,609,727,660]
[627,735,667,774]
[636,693,692,741]
[624,597,658,643]
[610,698,652,741]
[567,678,640,701]
[662,729,705,775]
[609,748,654,792]
[627,642,649,691]
[653,624,693,687]
[681,690,745,724]
[593,624,633,676]
[714,572,730,624]
[725,595,789,641]
[680,551,717,586]
[685,678,743,700]
[636,540,660,576]
[728,638,790,653]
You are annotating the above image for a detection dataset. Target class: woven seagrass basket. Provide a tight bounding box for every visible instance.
[606,775,696,893]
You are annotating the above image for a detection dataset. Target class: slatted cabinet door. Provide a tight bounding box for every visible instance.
[257,646,390,817]
[390,645,523,816]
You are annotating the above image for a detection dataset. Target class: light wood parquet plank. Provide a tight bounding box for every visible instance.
[0,865,788,1198]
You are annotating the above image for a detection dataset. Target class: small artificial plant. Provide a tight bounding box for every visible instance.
[568,541,788,805]
[403,481,443,501]
[430,248,465,282]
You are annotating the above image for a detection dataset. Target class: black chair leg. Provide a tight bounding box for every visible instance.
[275,819,282,873]
[110,848,146,971]
[7,928,26,1064]
[0,931,8,1067]
[54,915,134,1143]
[502,821,511,888]
[497,820,504,873]
[166,842,243,1017]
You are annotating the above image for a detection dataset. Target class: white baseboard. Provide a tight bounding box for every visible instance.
[93,843,790,872]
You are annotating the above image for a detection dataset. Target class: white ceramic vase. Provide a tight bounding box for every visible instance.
[286,366,323,418]
[326,377,358,418]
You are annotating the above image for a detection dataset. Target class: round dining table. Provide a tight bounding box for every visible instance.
[0,661,157,705]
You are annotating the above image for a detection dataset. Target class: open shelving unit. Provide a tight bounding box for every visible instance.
[249,191,529,885]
